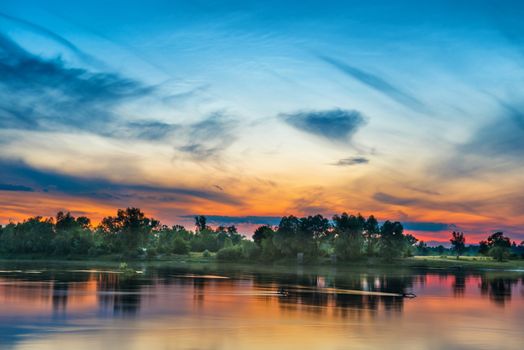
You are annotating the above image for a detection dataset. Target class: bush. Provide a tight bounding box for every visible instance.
[490,246,510,262]
[172,237,190,255]
[202,249,211,258]
[240,240,260,260]
[216,246,242,261]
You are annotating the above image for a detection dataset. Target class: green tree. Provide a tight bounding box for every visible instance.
[450,231,466,259]
[252,225,274,246]
[333,213,366,261]
[379,221,405,261]
[486,232,511,262]
[364,215,380,256]
[99,208,159,255]
[478,240,489,256]
[195,215,208,232]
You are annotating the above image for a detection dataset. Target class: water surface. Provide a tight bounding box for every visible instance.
[0,261,523,349]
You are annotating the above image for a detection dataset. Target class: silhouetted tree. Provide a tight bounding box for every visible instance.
[333,213,366,260]
[450,231,466,259]
[252,225,274,246]
[364,215,380,256]
[379,221,405,261]
[486,232,511,262]
[478,240,489,256]
[195,215,208,232]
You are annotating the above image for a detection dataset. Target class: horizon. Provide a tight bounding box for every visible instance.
[1,0,524,244]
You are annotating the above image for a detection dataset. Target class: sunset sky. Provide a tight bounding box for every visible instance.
[1,0,523,243]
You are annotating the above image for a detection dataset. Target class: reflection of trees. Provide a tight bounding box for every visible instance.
[270,272,417,317]
[452,274,466,296]
[97,273,143,316]
[480,276,518,306]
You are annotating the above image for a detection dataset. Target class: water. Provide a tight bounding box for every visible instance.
[0,261,523,349]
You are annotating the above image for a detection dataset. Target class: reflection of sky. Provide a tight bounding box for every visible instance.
[0,265,523,349]
[1,1,524,242]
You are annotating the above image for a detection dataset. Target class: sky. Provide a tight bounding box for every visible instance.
[0,0,523,243]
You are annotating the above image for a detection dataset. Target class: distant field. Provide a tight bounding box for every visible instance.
[407,256,524,270]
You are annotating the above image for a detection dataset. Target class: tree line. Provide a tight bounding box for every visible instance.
[0,208,522,262]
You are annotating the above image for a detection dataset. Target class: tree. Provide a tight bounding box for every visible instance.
[195,215,208,232]
[450,231,466,259]
[273,215,301,257]
[416,241,429,256]
[486,232,511,262]
[99,208,159,255]
[364,215,380,256]
[252,225,274,246]
[333,213,366,261]
[404,234,419,257]
[379,221,405,261]
[478,240,489,256]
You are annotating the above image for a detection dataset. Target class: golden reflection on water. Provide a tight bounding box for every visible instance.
[0,265,523,349]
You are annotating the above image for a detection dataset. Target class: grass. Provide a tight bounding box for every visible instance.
[405,255,524,270]
[1,253,523,272]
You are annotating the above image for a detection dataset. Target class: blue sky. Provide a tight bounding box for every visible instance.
[0,1,523,242]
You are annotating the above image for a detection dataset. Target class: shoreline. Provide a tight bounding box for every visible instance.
[0,254,523,272]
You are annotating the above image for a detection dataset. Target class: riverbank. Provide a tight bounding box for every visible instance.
[1,253,523,271]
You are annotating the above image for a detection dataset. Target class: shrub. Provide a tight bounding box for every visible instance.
[172,237,190,255]
[240,240,260,260]
[216,246,242,261]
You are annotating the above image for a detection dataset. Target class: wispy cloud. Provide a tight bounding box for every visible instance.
[0,160,241,205]
[332,157,369,166]
[176,112,238,160]
[281,109,366,143]
[0,33,151,133]
[0,12,103,67]
[433,99,524,178]
[318,55,425,112]
[0,183,34,192]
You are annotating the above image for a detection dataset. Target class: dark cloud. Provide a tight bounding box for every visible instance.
[0,160,241,205]
[333,157,369,166]
[403,222,456,232]
[318,55,425,112]
[0,33,151,133]
[0,183,34,192]
[282,109,366,142]
[181,215,282,226]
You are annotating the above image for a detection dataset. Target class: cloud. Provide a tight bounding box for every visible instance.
[403,222,456,232]
[318,55,425,111]
[123,121,180,140]
[0,159,241,205]
[372,191,497,216]
[333,157,369,166]
[281,109,366,142]
[0,33,151,133]
[434,100,524,178]
[176,113,238,160]
[0,183,34,192]
[0,12,103,67]
[181,215,282,226]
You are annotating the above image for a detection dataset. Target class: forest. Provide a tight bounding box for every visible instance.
[0,208,522,262]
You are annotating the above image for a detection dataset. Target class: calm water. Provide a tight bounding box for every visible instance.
[0,261,523,350]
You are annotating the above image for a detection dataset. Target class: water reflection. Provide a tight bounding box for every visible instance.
[0,263,523,349]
